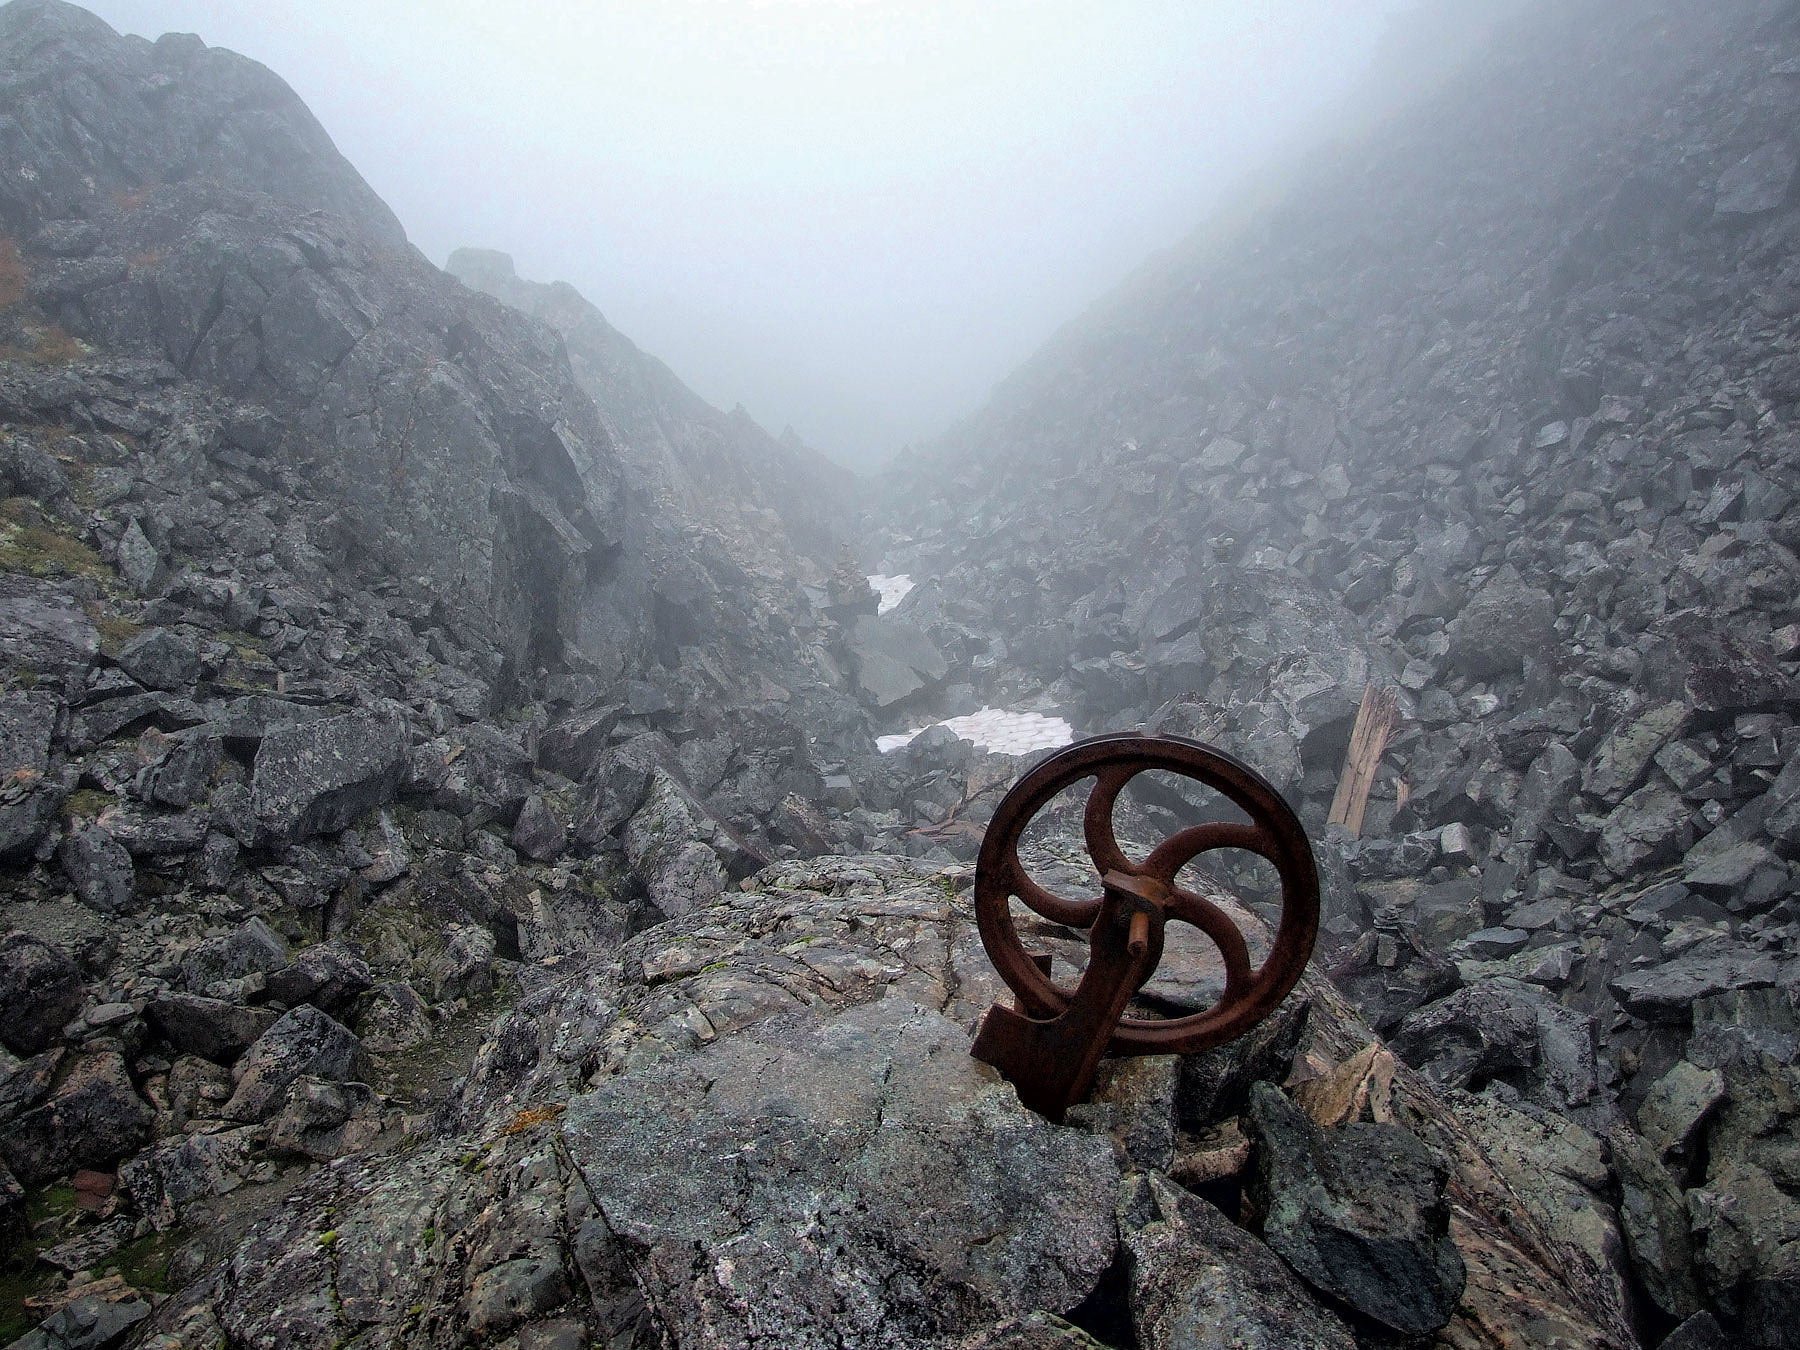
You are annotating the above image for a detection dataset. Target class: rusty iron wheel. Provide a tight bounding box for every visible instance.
[973,731,1320,1056]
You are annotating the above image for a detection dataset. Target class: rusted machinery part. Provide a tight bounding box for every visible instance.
[973,731,1320,1058]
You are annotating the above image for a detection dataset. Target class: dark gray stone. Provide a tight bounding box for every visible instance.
[1716,141,1798,215]
[1118,1170,1356,1348]
[265,942,374,1015]
[0,776,66,863]
[511,791,567,861]
[0,1049,154,1185]
[1608,1125,1702,1323]
[1444,572,1558,679]
[265,1076,384,1160]
[0,934,84,1055]
[145,994,278,1064]
[115,626,202,691]
[181,917,289,992]
[57,822,135,914]
[847,612,948,709]
[1244,1081,1464,1337]
[148,728,222,809]
[224,1005,369,1122]
[1609,950,1783,1023]
[5,1290,150,1350]
[251,707,409,842]
[0,690,56,779]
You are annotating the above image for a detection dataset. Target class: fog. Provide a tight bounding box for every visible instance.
[85,1,1428,467]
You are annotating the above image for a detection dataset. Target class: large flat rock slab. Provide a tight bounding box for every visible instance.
[563,996,1120,1348]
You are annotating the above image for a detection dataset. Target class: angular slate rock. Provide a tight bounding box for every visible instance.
[1608,1125,1702,1322]
[847,612,948,709]
[511,791,567,861]
[266,1076,384,1160]
[0,933,85,1054]
[1119,1170,1356,1349]
[145,994,278,1064]
[621,769,724,919]
[250,707,409,842]
[224,1005,369,1122]
[1608,950,1782,1023]
[1640,613,1791,717]
[1244,1081,1464,1337]
[1582,701,1691,805]
[149,728,223,809]
[1444,573,1557,679]
[0,690,56,778]
[57,821,135,914]
[115,625,202,691]
[1,1049,154,1185]
[265,941,374,1015]
[181,916,289,992]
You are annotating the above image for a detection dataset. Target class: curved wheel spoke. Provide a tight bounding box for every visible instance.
[1006,854,1102,927]
[1165,885,1253,998]
[1142,822,1271,883]
[1083,764,1138,879]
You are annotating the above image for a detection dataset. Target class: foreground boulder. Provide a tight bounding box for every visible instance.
[1,1050,153,1185]
[1118,1171,1356,1348]
[564,997,1119,1344]
[1245,1080,1465,1336]
[129,855,1636,1349]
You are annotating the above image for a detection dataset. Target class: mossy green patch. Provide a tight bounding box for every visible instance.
[0,502,107,580]
[216,629,265,658]
[0,1185,81,1341]
[110,1227,181,1293]
[25,1185,76,1228]
[61,788,115,821]
[90,611,144,656]
[0,1263,47,1344]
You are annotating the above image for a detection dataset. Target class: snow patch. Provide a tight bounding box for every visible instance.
[877,707,1073,757]
[867,574,914,615]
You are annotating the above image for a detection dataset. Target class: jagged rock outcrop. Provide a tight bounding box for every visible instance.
[129,854,1634,1349]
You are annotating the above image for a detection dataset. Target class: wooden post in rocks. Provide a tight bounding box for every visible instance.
[1328,683,1398,838]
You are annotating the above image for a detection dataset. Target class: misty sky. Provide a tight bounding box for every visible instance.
[84,1,1415,468]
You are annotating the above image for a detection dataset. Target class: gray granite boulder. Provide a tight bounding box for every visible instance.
[1118,1170,1356,1348]
[224,1005,369,1122]
[562,995,1120,1348]
[145,994,278,1065]
[847,612,948,709]
[115,625,202,691]
[56,820,135,913]
[621,769,725,918]
[1444,571,1558,679]
[250,707,409,842]
[1,1049,154,1185]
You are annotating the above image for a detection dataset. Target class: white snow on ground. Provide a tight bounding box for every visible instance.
[877,707,1074,756]
[867,574,914,614]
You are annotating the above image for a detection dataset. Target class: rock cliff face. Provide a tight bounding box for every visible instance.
[444,247,856,577]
